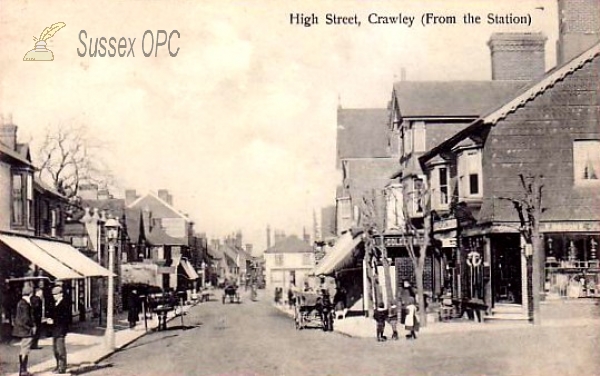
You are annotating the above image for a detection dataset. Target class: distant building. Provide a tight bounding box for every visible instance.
[264,235,315,293]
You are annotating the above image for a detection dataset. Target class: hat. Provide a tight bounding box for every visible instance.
[52,286,63,295]
[22,285,33,296]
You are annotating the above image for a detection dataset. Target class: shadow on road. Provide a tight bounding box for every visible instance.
[70,362,114,375]
[124,334,179,350]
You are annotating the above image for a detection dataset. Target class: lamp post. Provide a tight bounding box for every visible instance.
[104,217,121,350]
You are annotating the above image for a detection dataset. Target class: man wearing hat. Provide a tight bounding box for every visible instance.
[12,284,36,376]
[47,286,70,374]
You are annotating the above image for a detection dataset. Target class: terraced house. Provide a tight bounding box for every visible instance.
[0,121,111,330]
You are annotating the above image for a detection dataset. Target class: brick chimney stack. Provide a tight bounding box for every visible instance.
[557,0,600,65]
[157,189,173,205]
[0,121,18,151]
[488,32,547,81]
[125,189,138,205]
[266,225,271,250]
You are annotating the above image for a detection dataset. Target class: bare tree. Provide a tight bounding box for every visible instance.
[360,190,394,315]
[401,180,431,327]
[34,122,113,199]
[498,173,544,325]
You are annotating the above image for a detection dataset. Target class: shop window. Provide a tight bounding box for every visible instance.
[573,140,600,185]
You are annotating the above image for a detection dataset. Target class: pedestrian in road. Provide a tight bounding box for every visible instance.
[47,286,70,374]
[399,280,416,324]
[30,287,44,350]
[388,302,399,340]
[287,285,295,309]
[13,284,36,376]
[404,296,419,340]
[374,302,387,342]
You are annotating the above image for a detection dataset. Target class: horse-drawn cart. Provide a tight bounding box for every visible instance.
[293,291,333,331]
[222,284,241,304]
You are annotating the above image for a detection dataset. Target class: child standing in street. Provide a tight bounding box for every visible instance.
[374,303,387,342]
[404,296,419,340]
[388,302,399,340]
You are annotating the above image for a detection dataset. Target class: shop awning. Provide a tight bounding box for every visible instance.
[0,234,83,280]
[173,255,199,280]
[311,232,363,276]
[181,259,199,280]
[30,238,113,277]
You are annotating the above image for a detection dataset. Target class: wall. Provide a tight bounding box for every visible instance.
[482,57,600,223]
[0,161,10,230]
[161,217,187,238]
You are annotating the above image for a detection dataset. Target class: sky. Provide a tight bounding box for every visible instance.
[0,0,559,254]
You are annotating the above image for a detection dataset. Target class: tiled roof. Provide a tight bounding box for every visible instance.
[264,235,313,254]
[343,158,399,201]
[33,177,66,199]
[127,193,188,220]
[123,209,144,244]
[206,245,223,260]
[0,142,33,166]
[337,108,390,164]
[393,81,526,118]
[146,227,187,246]
[420,42,600,166]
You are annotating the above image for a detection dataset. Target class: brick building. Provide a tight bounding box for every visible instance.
[420,42,600,312]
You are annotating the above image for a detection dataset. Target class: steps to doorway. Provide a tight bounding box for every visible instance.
[484,303,529,322]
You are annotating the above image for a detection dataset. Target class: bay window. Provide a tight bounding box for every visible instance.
[11,170,33,228]
[457,148,483,199]
[11,173,23,225]
[430,165,450,211]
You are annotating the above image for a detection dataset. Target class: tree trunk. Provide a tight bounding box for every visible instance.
[415,258,427,327]
[364,254,376,317]
[380,235,394,310]
[531,231,542,325]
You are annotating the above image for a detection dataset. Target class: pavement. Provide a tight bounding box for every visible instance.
[274,298,600,339]
[1,297,207,376]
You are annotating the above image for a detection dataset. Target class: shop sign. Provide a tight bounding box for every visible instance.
[377,235,424,247]
[441,238,457,248]
[433,218,458,233]
[540,221,600,232]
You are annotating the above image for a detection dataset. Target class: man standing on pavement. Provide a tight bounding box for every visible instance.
[47,286,70,374]
[12,284,36,376]
[30,287,43,350]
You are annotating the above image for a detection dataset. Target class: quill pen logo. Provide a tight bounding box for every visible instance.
[23,22,66,61]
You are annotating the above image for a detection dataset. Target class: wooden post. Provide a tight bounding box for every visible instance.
[142,300,148,332]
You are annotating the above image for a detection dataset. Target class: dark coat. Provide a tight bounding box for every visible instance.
[373,308,387,323]
[30,295,43,324]
[50,298,70,338]
[12,298,34,338]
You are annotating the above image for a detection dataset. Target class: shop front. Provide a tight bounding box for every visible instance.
[543,231,600,299]
[377,234,439,300]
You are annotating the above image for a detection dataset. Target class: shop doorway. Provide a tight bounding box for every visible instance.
[492,236,522,305]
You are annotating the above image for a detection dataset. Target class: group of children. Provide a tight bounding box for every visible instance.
[374,296,419,342]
